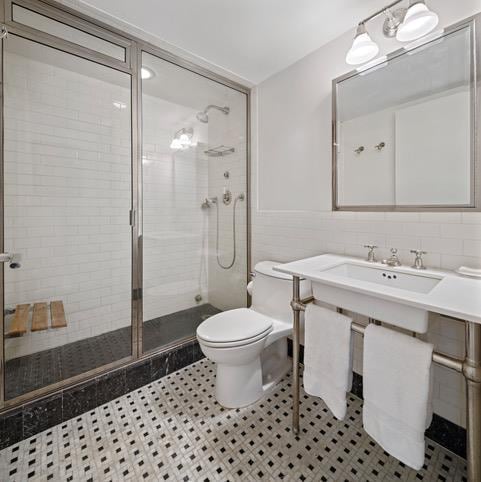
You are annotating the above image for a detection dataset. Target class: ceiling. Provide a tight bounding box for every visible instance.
[81,0,390,85]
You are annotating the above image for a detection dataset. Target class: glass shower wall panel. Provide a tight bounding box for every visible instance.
[3,35,133,399]
[141,52,247,352]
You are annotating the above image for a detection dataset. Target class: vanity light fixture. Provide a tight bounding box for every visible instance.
[170,127,194,150]
[346,0,439,66]
[346,23,379,65]
[396,0,438,42]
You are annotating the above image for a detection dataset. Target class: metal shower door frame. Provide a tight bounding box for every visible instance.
[0,0,251,413]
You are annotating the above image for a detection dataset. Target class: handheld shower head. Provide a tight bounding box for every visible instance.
[196,105,230,123]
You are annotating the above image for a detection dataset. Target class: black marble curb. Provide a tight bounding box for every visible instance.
[287,340,466,459]
[0,339,205,450]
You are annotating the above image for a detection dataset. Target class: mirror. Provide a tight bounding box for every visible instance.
[333,18,479,211]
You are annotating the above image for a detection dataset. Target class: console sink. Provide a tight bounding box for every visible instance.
[323,263,442,294]
[275,254,481,330]
[274,255,453,334]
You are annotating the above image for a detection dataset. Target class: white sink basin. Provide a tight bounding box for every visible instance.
[323,263,442,294]
[275,254,481,328]
[308,260,446,333]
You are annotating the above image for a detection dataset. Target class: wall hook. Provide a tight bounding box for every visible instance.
[354,146,365,154]
[374,141,386,151]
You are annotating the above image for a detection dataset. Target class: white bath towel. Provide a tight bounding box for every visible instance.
[304,304,353,420]
[363,324,434,470]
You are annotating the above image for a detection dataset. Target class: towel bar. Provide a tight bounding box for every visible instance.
[291,275,481,482]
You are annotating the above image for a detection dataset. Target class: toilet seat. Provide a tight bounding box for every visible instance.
[196,308,273,348]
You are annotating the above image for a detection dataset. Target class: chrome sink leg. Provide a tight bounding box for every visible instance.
[465,322,481,482]
[291,276,301,436]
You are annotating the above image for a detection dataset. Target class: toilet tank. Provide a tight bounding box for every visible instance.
[250,261,312,324]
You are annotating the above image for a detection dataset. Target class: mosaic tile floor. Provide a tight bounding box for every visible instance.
[5,304,220,399]
[0,359,467,481]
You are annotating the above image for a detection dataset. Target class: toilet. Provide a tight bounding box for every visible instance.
[196,261,311,408]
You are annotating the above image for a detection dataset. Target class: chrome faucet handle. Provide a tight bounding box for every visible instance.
[410,250,427,270]
[382,248,402,267]
[363,245,378,262]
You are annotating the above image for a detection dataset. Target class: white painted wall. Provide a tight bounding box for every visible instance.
[338,88,471,206]
[252,3,481,428]
[338,109,395,206]
[395,89,471,205]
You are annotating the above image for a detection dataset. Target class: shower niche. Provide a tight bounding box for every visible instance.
[141,52,248,353]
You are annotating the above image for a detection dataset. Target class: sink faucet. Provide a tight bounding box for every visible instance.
[411,250,427,270]
[364,245,378,262]
[382,248,402,267]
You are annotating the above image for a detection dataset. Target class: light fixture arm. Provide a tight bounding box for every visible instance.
[358,0,404,26]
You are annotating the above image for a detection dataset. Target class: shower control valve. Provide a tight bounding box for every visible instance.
[223,188,232,205]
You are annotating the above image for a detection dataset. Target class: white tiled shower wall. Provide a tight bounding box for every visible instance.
[4,49,132,360]
[207,95,248,311]
[142,97,209,323]
[251,1,481,428]
[4,45,248,359]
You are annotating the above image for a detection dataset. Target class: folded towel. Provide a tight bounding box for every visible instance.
[304,304,353,420]
[456,266,481,278]
[363,324,434,470]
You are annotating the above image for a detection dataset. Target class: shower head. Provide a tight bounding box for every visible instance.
[196,105,230,123]
[196,111,209,123]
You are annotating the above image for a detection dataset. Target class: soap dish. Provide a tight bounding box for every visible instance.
[456,266,481,279]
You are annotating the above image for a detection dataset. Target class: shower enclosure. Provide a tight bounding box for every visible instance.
[140,53,248,353]
[0,0,249,409]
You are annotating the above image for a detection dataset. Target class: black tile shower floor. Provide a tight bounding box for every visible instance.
[5,303,220,400]
[143,303,220,352]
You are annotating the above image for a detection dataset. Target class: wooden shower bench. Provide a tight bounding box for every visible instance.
[5,301,67,337]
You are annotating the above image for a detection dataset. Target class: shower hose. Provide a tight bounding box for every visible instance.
[215,194,243,270]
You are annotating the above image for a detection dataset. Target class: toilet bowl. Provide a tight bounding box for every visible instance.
[196,261,311,408]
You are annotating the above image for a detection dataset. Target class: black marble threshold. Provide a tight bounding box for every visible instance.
[0,339,205,450]
[287,339,466,459]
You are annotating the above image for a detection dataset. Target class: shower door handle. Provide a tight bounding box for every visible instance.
[0,253,21,268]
[0,253,13,263]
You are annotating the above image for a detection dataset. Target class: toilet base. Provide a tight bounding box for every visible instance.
[215,338,291,409]
[216,358,264,408]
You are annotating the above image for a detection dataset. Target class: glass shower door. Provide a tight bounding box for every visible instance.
[2,34,133,399]
[141,51,248,353]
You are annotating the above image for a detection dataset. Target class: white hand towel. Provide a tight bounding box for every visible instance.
[304,304,353,420]
[363,324,434,471]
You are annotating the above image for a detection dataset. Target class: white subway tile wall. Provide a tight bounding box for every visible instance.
[140,54,248,331]
[207,93,248,311]
[4,42,132,360]
[141,96,210,323]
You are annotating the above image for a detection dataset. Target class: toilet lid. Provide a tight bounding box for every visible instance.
[196,308,273,344]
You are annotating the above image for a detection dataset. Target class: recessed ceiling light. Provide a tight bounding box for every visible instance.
[141,67,155,80]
